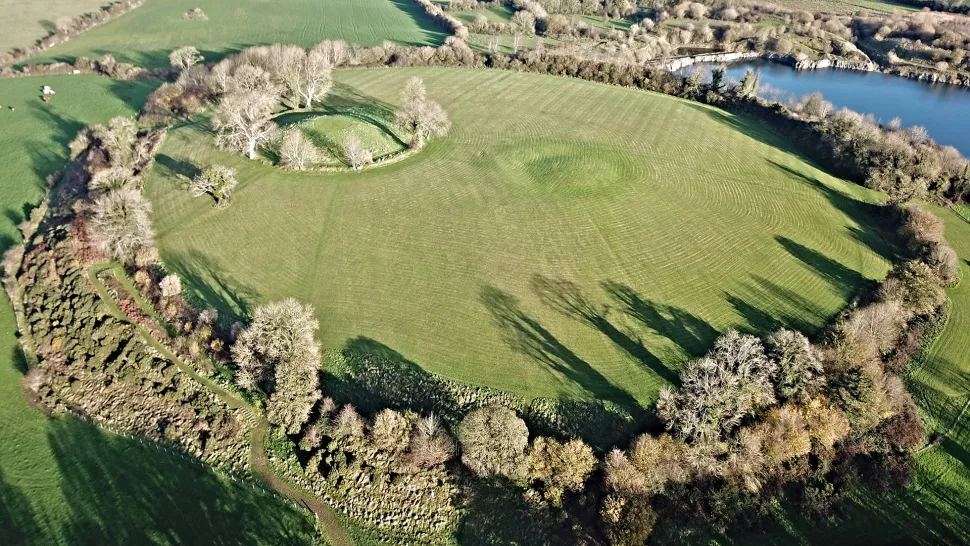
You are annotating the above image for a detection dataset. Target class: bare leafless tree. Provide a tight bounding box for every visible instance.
[169,46,203,72]
[394,77,451,149]
[191,165,238,205]
[87,187,154,264]
[313,39,349,67]
[212,90,278,159]
[279,130,319,170]
[341,135,373,171]
[232,298,322,434]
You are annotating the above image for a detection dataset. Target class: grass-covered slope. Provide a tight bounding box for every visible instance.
[146,67,894,409]
[24,0,448,69]
[0,75,314,545]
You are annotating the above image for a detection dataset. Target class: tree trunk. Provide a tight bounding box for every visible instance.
[305,82,315,109]
[248,139,256,160]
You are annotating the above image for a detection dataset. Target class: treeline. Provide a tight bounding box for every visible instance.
[453,0,970,83]
[0,0,145,67]
[411,0,472,40]
[0,52,162,81]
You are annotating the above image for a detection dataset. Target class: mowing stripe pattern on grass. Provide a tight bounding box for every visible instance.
[146,67,894,410]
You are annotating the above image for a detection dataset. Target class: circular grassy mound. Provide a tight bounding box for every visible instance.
[145,67,893,408]
[273,112,406,168]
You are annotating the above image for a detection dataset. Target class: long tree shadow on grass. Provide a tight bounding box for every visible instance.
[386,0,453,45]
[528,275,679,385]
[602,281,719,359]
[155,154,200,184]
[0,465,41,546]
[330,335,640,449]
[162,250,257,325]
[775,236,869,300]
[325,83,399,123]
[768,160,900,264]
[724,274,830,337]
[46,418,313,545]
[679,104,900,265]
[24,106,83,189]
[481,286,646,407]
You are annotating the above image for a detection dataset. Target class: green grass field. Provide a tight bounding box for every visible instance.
[0,75,315,545]
[24,0,448,69]
[0,0,108,51]
[145,67,894,410]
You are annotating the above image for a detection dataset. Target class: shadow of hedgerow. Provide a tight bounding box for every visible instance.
[322,336,642,451]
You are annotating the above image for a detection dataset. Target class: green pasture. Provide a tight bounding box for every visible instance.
[0,75,314,545]
[145,67,894,410]
[0,0,108,51]
[24,0,448,69]
[769,0,919,13]
[725,206,970,545]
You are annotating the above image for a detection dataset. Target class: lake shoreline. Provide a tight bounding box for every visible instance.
[658,51,970,88]
[677,57,970,156]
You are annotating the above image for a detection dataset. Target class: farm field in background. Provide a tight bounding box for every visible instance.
[768,0,919,14]
[0,0,108,51]
[0,75,315,545]
[146,67,894,409]
[22,0,448,69]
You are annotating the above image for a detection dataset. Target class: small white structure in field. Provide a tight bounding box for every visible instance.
[42,85,56,95]
[72,69,80,74]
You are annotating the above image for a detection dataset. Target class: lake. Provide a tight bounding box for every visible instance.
[683,60,970,157]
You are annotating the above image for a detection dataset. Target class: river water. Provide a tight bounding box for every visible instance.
[683,60,970,156]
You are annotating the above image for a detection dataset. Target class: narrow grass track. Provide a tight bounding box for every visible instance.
[89,264,352,546]
[146,67,895,409]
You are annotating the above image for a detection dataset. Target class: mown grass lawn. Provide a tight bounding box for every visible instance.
[146,67,895,410]
[0,75,315,545]
[24,0,449,69]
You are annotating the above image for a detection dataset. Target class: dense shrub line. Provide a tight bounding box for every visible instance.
[15,225,253,473]
[0,53,171,81]
[0,0,145,67]
[409,0,472,41]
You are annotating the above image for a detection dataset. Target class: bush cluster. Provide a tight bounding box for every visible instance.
[273,403,461,543]
[17,226,251,472]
